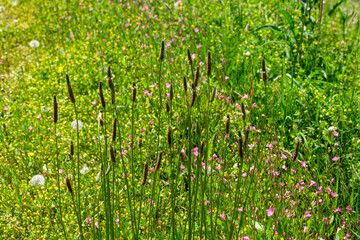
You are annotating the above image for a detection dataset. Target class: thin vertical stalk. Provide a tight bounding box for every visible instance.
[73,104,84,240]
[115,109,137,239]
[54,123,68,240]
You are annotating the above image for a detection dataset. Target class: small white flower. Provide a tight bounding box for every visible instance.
[174,2,180,10]
[43,164,50,171]
[328,126,336,131]
[244,51,250,56]
[42,106,51,112]
[80,165,90,175]
[71,120,84,130]
[29,40,40,48]
[30,175,45,187]
[12,1,18,6]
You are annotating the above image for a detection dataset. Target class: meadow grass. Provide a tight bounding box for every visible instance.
[1,0,360,239]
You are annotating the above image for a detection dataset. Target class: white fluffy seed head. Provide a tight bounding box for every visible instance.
[71,120,84,130]
[80,165,90,175]
[29,40,40,48]
[30,175,45,187]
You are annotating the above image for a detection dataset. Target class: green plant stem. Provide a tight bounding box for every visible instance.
[54,123,68,240]
[73,104,84,240]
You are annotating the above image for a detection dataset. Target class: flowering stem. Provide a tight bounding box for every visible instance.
[73,104,84,240]
[115,110,136,239]
[54,123,68,240]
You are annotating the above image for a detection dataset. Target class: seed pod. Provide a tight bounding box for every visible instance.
[244,125,250,146]
[99,81,106,108]
[107,66,115,104]
[241,102,246,121]
[292,138,301,161]
[200,140,205,153]
[238,131,244,159]
[107,66,113,88]
[66,73,76,104]
[196,120,201,136]
[141,161,149,186]
[190,90,196,107]
[167,125,172,146]
[280,148,293,159]
[187,49,193,67]
[225,114,230,135]
[53,95,58,124]
[165,99,170,112]
[155,151,163,171]
[210,87,216,102]
[105,164,112,175]
[70,141,74,156]
[169,85,174,100]
[262,59,267,83]
[194,67,200,88]
[132,82,136,102]
[212,133,217,147]
[112,118,117,142]
[159,40,165,61]
[110,144,116,162]
[96,171,101,182]
[65,176,73,194]
[98,111,104,126]
[183,76,187,93]
[138,134,143,148]
[207,51,211,77]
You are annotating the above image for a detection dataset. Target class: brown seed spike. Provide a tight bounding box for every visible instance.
[165,99,170,112]
[107,66,112,83]
[241,102,246,121]
[187,49,193,67]
[138,134,143,148]
[66,73,76,104]
[53,95,58,124]
[65,176,73,194]
[225,114,230,135]
[262,59,267,83]
[107,66,115,105]
[196,121,201,136]
[212,133,217,147]
[99,81,106,108]
[112,118,117,142]
[141,161,149,186]
[183,76,187,93]
[132,82,137,102]
[207,51,212,77]
[190,90,196,107]
[238,131,244,159]
[210,87,216,102]
[159,40,165,61]
[169,85,174,100]
[244,125,250,146]
[194,67,200,88]
[200,140,205,154]
[292,138,301,161]
[70,141,74,156]
[167,125,172,146]
[155,151,163,171]
[110,144,116,163]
